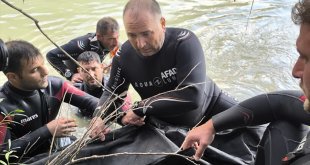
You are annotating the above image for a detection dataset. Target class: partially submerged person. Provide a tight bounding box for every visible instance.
[75,51,105,99]
[46,17,120,83]
[181,0,310,164]
[90,0,264,164]
[0,40,98,163]
[74,51,131,117]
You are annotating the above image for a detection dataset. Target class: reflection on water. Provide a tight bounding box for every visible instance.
[205,24,298,100]
[0,0,300,127]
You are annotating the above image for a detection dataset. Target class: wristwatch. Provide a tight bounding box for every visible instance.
[131,101,145,117]
[64,69,72,79]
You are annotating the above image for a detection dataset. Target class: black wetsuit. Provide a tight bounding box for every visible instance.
[211,90,310,165]
[74,81,104,99]
[99,27,225,127]
[46,33,110,80]
[74,80,103,117]
[98,27,263,164]
[0,76,98,161]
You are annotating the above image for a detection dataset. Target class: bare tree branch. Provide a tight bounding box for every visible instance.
[245,0,255,31]
[66,152,199,165]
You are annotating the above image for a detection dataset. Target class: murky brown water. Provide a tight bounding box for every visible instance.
[0,0,301,135]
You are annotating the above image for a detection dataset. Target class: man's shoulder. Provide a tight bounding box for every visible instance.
[0,83,16,114]
[45,76,85,97]
[73,82,84,91]
[115,41,134,57]
[69,33,96,50]
[47,75,63,82]
[72,33,95,41]
[166,27,195,41]
[46,76,65,88]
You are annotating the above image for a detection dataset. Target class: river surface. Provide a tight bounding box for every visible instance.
[0,0,301,132]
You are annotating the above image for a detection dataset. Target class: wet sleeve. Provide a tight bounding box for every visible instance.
[63,82,99,115]
[212,90,310,132]
[50,77,99,116]
[133,33,207,117]
[46,38,86,79]
[0,113,52,159]
[97,56,130,119]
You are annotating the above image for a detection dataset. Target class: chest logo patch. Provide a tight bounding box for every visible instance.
[134,68,177,88]
[20,114,39,124]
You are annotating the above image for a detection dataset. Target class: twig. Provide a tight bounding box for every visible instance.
[245,0,255,31]
[18,137,41,162]
[47,96,125,165]
[66,152,199,165]
[176,62,200,89]
[47,87,71,161]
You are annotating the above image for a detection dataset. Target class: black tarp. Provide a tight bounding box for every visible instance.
[24,118,249,165]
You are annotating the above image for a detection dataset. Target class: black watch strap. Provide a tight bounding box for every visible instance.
[132,101,145,117]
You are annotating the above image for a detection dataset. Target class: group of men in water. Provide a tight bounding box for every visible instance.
[1,0,310,164]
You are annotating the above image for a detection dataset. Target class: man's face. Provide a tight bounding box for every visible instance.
[79,60,104,89]
[15,55,49,91]
[124,10,166,56]
[293,23,310,106]
[97,30,119,51]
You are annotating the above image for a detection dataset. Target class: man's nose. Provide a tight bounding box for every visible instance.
[136,36,146,49]
[42,66,49,76]
[88,70,96,77]
[111,38,118,47]
[292,58,304,78]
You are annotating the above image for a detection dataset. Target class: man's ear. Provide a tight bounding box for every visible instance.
[6,72,19,83]
[160,17,166,31]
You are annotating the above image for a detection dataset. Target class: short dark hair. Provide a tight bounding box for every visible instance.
[292,0,310,25]
[123,0,162,18]
[4,40,41,75]
[77,51,101,64]
[96,17,119,35]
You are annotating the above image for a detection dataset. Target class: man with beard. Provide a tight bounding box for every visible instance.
[74,51,106,99]
[74,51,131,117]
[181,0,310,164]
